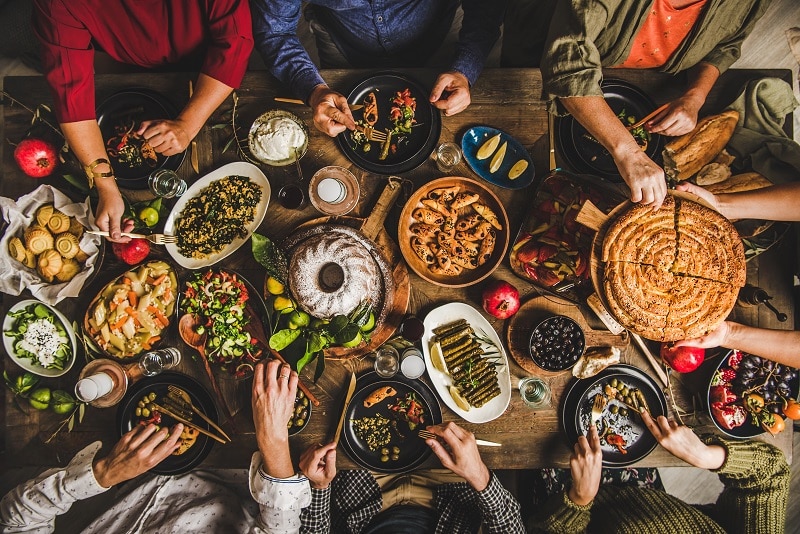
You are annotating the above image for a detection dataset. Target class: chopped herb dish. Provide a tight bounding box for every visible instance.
[4,303,71,370]
[175,175,262,259]
[352,413,392,451]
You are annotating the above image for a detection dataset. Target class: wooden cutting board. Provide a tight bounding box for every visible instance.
[506,295,629,377]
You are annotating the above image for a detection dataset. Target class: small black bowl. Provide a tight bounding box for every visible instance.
[288,388,312,435]
[529,315,585,371]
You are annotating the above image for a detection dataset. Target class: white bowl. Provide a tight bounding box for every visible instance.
[248,110,309,166]
[3,299,77,377]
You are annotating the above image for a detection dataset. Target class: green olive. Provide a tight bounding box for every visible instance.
[135,407,142,417]
[380,454,389,462]
[620,408,629,417]
[148,392,157,401]
[295,405,304,415]
[392,446,400,454]
[381,447,390,456]
[142,407,150,418]
[297,390,305,399]
[302,398,309,407]
[295,418,305,427]
[610,378,618,388]
[620,387,629,397]
[609,405,619,414]
[391,453,400,461]
[301,410,309,419]
[137,400,145,408]
[625,395,634,406]
[287,420,293,429]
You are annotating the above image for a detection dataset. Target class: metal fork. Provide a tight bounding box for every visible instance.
[86,231,178,244]
[418,429,501,447]
[355,124,388,142]
[590,394,606,428]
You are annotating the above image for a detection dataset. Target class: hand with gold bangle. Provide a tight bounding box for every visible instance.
[82,155,133,243]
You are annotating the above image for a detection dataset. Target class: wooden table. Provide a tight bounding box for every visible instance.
[1,68,794,470]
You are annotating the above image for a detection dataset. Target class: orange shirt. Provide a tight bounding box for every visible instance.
[618,0,708,69]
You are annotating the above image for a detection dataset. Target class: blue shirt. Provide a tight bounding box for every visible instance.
[251,0,505,102]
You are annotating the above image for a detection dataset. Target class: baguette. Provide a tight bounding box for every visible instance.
[705,172,772,195]
[662,110,739,181]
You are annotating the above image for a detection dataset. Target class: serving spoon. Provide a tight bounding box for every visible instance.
[178,314,232,422]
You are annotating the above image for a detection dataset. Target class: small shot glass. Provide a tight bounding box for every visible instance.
[435,142,462,173]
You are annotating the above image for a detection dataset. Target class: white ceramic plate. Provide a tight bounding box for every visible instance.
[164,162,271,269]
[421,302,511,423]
[3,299,76,377]
[247,110,309,166]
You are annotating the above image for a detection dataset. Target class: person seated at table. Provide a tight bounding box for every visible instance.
[540,0,769,209]
[669,179,800,368]
[0,359,312,533]
[528,411,789,532]
[297,420,525,533]
[32,0,254,242]
[250,0,506,136]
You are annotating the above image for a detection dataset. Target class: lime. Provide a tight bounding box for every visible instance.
[273,295,295,313]
[310,318,328,329]
[430,341,447,373]
[138,207,159,227]
[29,387,51,410]
[287,310,310,329]
[360,312,376,333]
[51,390,76,415]
[340,330,362,348]
[266,277,285,295]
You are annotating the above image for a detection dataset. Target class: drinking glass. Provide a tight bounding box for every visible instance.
[519,376,552,409]
[148,169,187,198]
[373,345,400,378]
[435,142,462,173]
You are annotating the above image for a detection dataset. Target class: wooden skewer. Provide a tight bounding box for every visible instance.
[269,348,321,407]
[167,385,232,442]
[149,402,228,444]
[626,103,670,130]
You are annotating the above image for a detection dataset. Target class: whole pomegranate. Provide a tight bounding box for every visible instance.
[660,343,705,373]
[112,238,150,265]
[482,280,520,320]
[14,138,58,178]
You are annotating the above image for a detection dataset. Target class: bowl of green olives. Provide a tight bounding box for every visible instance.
[288,389,312,435]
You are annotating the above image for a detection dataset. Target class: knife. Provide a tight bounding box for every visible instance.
[189,80,199,174]
[333,372,357,443]
[274,97,364,112]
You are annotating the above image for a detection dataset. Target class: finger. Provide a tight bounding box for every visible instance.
[629,186,643,204]
[668,419,679,429]
[443,421,469,440]
[429,75,451,102]
[640,187,655,205]
[335,101,356,130]
[152,424,184,457]
[136,120,155,136]
[129,423,159,448]
[323,449,337,477]
[287,370,299,396]
[277,363,291,389]
[588,424,602,452]
[641,409,661,439]
[253,362,265,394]
[108,213,123,241]
[121,218,135,233]
[266,358,281,389]
[426,438,456,470]
[576,434,590,455]
[657,416,673,434]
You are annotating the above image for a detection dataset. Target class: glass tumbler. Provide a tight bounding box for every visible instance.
[148,169,187,198]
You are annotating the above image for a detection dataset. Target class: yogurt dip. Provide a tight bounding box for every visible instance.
[251,116,306,162]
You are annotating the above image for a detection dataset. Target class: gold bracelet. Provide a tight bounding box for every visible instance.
[83,158,115,188]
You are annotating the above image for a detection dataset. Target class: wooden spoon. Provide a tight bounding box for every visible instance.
[178,314,232,422]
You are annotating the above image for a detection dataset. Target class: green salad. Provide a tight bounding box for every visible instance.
[4,303,72,370]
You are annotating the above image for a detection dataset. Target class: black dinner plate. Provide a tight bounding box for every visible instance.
[117,372,218,475]
[96,89,185,189]
[341,371,442,474]
[561,364,667,467]
[336,72,441,175]
[555,79,664,182]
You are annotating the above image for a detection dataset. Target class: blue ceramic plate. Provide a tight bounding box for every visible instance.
[461,126,535,189]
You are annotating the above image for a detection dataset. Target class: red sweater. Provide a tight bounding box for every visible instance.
[33,0,253,123]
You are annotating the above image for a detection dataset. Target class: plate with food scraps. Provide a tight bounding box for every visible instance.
[96,89,185,189]
[421,302,511,423]
[117,372,218,475]
[336,71,441,174]
[707,349,799,439]
[3,299,76,377]
[248,110,309,166]
[561,364,666,467]
[341,371,442,474]
[555,79,664,182]
[164,161,271,269]
[461,126,535,189]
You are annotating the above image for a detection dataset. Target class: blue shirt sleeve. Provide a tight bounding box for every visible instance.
[450,0,507,85]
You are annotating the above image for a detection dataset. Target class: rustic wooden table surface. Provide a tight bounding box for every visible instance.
[1,68,794,470]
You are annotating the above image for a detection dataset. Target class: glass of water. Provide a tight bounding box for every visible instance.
[435,142,462,173]
[148,169,187,199]
[138,347,182,377]
[519,376,552,409]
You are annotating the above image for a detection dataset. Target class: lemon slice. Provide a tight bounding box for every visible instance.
[489,141,507,173]
[449,386,471,411]
[508,159,529,180]
[430,341,447,373]
[476,133,501,160]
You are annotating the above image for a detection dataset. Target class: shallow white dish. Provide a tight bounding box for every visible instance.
[3,299,77,377]
[421,302,511,423]
[164,162,271,269]
[248,110,309,166]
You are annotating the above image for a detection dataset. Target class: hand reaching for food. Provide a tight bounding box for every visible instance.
[641,411,726,470]
[614,147,667,209]
[675,181,721,213]
[567,424,602,506]
[252,360,298,449]
[309,85,356,136]
[429,71,471,117]
[92,423,183,488]
[645,95,702,137]
[299,442,337,489]
[95,187,133,242]
[673,321,731,350]
[137,119,191,156]
[424,422,491,491]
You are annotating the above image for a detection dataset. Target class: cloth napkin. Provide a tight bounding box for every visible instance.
[725,77,800,184]
[0,184,101,304]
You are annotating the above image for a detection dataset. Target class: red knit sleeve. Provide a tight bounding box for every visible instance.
[32,0,96,123]
[202,0,254,89]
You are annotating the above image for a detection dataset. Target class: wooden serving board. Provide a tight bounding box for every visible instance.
[506,295,629,377]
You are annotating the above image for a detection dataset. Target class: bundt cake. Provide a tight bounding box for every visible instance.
[288,232,384,320]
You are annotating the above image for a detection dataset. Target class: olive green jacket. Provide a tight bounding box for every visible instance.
[541,0,770,109]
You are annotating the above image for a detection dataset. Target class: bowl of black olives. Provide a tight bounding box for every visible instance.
[288,389,312,435]
[529,315,585,372]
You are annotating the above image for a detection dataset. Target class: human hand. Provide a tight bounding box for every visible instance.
[675,181,721,212]
[94,186,133,242]
[429,71,471,116]
[309,85,356,137]
[252,360,298,457]
[674,321,731,350]
[137,119,192,156]
[641,410,725,470]
[92,423,183,488]
[299,442,337,489]
[614,147,668,209]
[424,422,490,491]
[646,94,703,137]
[567,424,602,506]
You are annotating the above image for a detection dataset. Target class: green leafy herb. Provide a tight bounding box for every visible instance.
[252,233,289,284]
[269,328,302,351]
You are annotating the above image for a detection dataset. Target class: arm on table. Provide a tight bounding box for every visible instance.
[674,321,800,368]
[647,62,720,136]
[0,425,182,533]
[677,181,800,222]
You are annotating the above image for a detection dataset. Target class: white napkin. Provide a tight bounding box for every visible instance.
[0,184,102,304]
